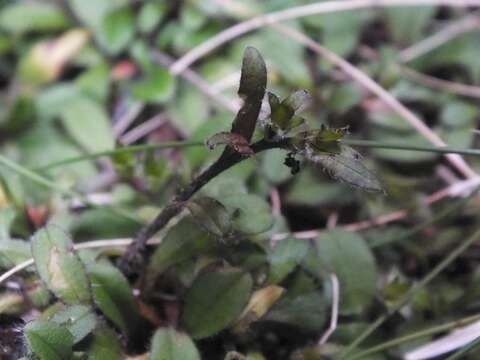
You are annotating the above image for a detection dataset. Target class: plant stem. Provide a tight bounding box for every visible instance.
[37,140,204,171]
[117,139,285,275]
[348,313,480,359]
[340,227,480,359]
[342,139,480,157]
[33,138,480,173]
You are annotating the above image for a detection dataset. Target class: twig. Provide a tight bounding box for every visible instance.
[119,113,168,145]
[170,0,480,75]
[36,140,203,171]
[151,50,240,113]
[270,188,282,216]
[318,273,340,345]
[271,178,480,243]
[399,14,480,63]
[113,101,145,137]
[0,237,160,286]
[326,212,339,229]
[400,66,480,99]
[211,71,241,93]
[0,260,34,286]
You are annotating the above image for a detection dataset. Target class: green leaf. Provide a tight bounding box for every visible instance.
[24,319,74,360]
[297,125,348,153]
[267,238,309,284]
[261,149,292,184]
[303,10,371,58]
[0,239,30,268]
[231,46,267,142]
[182,269,253,338]
[132,68,176,103]
[69,0,121,29]
[0,208,30,268]
[186,197,233,238]
[220,194,274,235]
[238,46,267,99]
[441,101,478,128]
[75,63,110,102]
[50,305,97,344]
[147,218,213,278]
[269,90,310,133]
[0,3,68,34]
[60,96,115,153]
[150,327,201,360]
[0,207,15,240]
[263,292,328,331]
[286,169,353,206]
[35,83,79,120]
[31,225,92,305]
[87,262,138,334]
[87,326,122,360]
[310,229,377,314]
[305,144,384,193]
[327,82,362,112]
[98,6,134,55]
[137,1,166,34]
[385,6,435,45]
[256,25,311,84]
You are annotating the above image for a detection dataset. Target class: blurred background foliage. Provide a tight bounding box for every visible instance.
[1,1,480,359]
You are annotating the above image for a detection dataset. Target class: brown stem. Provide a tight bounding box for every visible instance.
[118,138,287,276]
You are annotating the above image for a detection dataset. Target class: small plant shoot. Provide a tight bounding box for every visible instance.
[2,3,480,359]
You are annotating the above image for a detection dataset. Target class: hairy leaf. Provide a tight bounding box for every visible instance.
[50,304,97,344]
[305,144,383,193]
[31,225,92,305]
[282,89,311,114]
